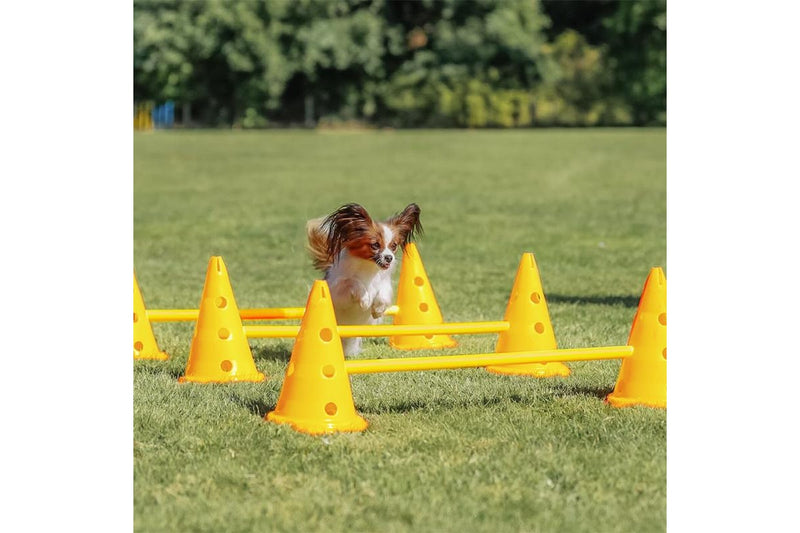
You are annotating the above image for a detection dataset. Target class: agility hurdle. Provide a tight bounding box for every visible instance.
[264,271,666,435]
[171,249,575,383]
[244,249,573,378]
[134,243,451,361]
[157,251,665,434]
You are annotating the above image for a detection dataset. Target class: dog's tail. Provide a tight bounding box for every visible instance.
[306,217,332,271]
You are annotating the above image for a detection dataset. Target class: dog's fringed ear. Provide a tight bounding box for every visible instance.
[323,203,374,261]
[386,203,423,246]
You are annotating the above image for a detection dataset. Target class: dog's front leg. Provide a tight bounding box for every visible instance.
[330,278,370,311]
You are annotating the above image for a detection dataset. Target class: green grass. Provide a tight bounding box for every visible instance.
[134,129,666,533]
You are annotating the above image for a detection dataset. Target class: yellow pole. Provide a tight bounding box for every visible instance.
[243,325,300,338]
[147,305,399,322]
[243,321,510,339]
[344,346,633,374]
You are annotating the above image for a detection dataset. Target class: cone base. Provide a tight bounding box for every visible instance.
[485,362,571,378]
[266,411,369,435]
[605,393,666,409]
[389,335,458,351]
[178,371,266,384]
[135,350,169,361]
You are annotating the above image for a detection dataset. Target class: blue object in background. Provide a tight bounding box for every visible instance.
[151,101,175,129]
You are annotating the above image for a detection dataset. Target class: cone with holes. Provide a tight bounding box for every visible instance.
[179,256,265,384]
[606,267,667,408]
[267,280,368,434]
[134,273,169,360]
[486,253,570,377]
[389,243,457,350]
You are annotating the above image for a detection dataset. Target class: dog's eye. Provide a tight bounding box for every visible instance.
[370,242,380,251]
[390,242,397,251]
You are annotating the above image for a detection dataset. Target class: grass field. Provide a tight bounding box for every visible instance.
[134,129,666,533]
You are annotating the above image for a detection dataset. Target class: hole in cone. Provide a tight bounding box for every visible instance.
[320,328,333,342]
[325,402,338,416]
[530,292,541,304]
[215,296,227,309]
[133,312,138,323]
[221,360,233,372]
[658,313,666,326]
[134,341,143,353]
[534,322,545,334]
[662,348,666,360]
[425,334,434,340]
[322,365,335,378]
[414,276,425,286]
[218,328,231,340]
[419,303,429,312]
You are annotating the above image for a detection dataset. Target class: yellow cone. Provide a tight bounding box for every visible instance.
[267,280,368,435]
[134,273,169,360]
[486,253,570,378]
[179,257,265,384]
[389,243,457,350]
[607,268,666,408]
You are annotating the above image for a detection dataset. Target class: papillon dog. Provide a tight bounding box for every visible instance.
[306,203,422,355]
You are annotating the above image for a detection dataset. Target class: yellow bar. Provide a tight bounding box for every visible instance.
[344,346,634,374]
[339,321,509,337]
[243,321,510,339]
[243,325,301,338]
[147,305,399,322]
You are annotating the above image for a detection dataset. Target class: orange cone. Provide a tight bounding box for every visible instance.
[486,253,570,377]
[389,243,457,350]
[267,280,369,435]
[606,268,666,408]
[179,257,265,384]
[134,273,168,360]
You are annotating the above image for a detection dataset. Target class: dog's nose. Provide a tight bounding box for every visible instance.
[383,254,393,264]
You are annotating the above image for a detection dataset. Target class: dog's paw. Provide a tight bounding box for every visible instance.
[370,302,387,319]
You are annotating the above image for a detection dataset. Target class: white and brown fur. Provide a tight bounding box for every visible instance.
[306,203,422,355]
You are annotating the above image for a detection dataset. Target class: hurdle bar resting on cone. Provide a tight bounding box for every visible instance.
[343,346,633,374]
[264,267,665,436]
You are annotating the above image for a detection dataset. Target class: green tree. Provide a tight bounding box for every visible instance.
[602,0,666,125]
[541,0,666,125]
[379,0,552,126]
[133,0,665,127]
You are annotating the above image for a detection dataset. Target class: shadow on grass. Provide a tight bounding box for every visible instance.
[134,359,185,379]
[359,392,530,415]
[251,342,293,362]
[232,396,275,418]
[547,294,640,308]
[549,382,615,400]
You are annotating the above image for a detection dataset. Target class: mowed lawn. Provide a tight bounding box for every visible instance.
[134,129,666,533]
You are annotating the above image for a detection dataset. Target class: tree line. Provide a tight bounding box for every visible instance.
[134,0,666,128]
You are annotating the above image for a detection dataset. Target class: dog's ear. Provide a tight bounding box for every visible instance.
[386,203,422,247]
[323,203,374,260]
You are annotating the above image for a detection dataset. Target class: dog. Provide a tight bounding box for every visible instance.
[306,203,422,355]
